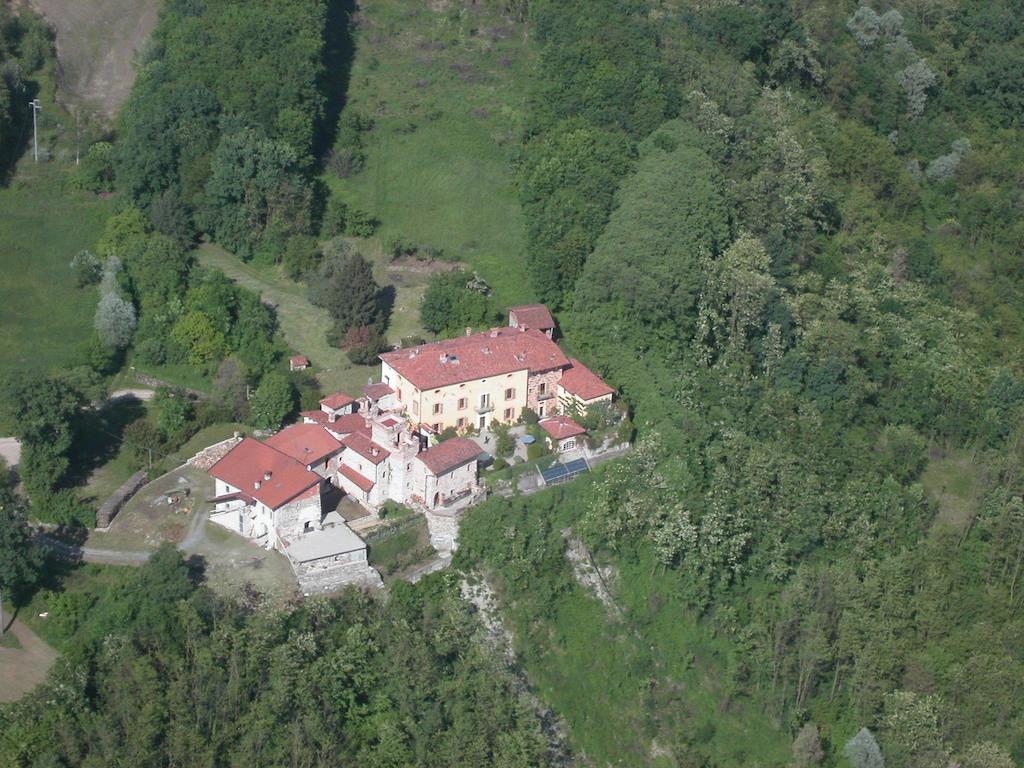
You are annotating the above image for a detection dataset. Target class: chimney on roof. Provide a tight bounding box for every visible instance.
[482,346,491,355]
[371,447,379,457]
[490,329,499,338]
[254,480,262,490]
[465,327,472,336]
[264,470,272,481]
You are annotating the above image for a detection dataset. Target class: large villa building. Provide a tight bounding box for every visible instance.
[379,307,612,434]
[206,305,614,592]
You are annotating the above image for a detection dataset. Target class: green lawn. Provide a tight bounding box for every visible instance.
[324,0,535,310]
[0,162,113,378]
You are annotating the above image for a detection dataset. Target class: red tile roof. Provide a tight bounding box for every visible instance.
[363,382,394,400]
[540,416,587,441]
[324,413,372,437]
[559,358,614,401]
[208,438,320,510]
[320,391,355,410]
[380,327,569,390]
[263,423,342,466]
[301,409,328,425]
[290,355,310,367]
[342,432,391,464]
[417,437,482,475]
[338,464,375,493]
[509,304,555,330]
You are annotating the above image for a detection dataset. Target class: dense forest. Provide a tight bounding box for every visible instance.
[3,0,1024,766]
[467,0,1024,765]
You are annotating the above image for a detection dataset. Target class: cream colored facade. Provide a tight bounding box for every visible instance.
[381,360,529,433]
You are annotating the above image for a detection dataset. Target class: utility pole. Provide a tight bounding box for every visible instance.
[27,99,41,162]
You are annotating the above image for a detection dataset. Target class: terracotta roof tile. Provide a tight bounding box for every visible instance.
[208,438,320,510]
[540,416,587,440]
[380,327,569,390]
[263,423,342,466]
[325,413,372,437]
[342,432,391,464]
[509,304,555,330]
[320,391,355,410]
[362,382,394,400]
[416,437,482,475]
[559,358,614,401]
[338,464,375,493]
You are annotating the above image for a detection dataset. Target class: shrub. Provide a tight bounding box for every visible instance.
[321,197,348,237]
[345,208,377,237]
[282,234,320,280]
[70,250,102,287]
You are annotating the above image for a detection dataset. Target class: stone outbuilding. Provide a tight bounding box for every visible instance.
[539,415,588,453]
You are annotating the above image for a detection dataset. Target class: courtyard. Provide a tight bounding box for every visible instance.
[85,464,297,602]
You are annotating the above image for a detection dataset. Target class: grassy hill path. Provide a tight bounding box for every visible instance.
[197,243,378,395]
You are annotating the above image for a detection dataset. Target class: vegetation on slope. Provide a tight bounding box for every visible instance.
[451,1,1024,766]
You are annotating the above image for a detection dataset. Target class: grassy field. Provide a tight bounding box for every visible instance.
[198,243,380,395]
[199,241,439,395]
[325,0,534,309]
[0,163,113,379]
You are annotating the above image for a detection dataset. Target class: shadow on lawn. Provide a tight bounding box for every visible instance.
[64,395,147,496]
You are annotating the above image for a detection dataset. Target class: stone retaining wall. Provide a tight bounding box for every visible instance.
[95,470,149,529]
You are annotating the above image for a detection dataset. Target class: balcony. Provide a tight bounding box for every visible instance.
[475,402,494,414]
[536,391,555,401]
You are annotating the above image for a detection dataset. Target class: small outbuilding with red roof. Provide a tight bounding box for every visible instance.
[539,416,588,453]
[508,304,556,338]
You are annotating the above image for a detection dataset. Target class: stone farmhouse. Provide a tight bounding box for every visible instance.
[206,304,614,592]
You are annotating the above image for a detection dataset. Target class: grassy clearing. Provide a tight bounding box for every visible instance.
[197,243,377,395]
[920,451,985,531]
[0,162,112,378]
[325,0,534,309]
[197,242,433,395]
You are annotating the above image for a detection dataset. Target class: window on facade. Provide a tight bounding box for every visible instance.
[537,382,547,395]
[396,389,402,401]
[433,402,442,415]
[458,397,467,410]
[564,438,575,451]
[480,393,490,408]
[504,408,513,420]
[457,417,466,428]
[434,422,441,433]
[538,404,546,417]
[505,387,515,400]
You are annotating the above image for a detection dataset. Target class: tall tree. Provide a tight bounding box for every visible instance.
[307,240,385,341]
[0,467,42,637]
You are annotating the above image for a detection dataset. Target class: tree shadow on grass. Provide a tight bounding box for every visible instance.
[64,395,147,496]
[313,0,358,165]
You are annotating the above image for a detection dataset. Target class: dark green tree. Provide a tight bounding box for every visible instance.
[249,373,296,429]
[0,469,42,637]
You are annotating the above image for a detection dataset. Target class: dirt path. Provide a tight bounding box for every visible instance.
[0,619,57,703]
[0,437,21,467]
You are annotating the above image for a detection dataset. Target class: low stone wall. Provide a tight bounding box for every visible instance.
[188,436,243,470]
[95,470,149,529]
[294,558,383,593]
